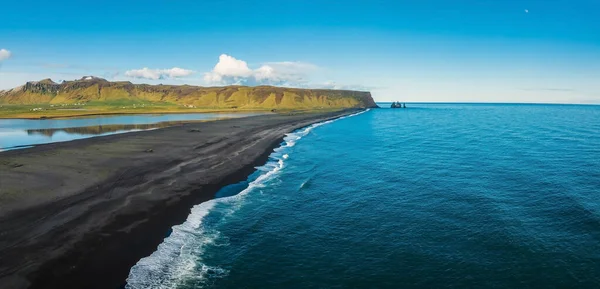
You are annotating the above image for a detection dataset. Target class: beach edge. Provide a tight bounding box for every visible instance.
[0,109,363,289]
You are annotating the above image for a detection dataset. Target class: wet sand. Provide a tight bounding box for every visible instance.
[0,109,359,289]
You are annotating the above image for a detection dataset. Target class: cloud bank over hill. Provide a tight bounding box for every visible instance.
[124,67,195,80]
[203,54,317,86]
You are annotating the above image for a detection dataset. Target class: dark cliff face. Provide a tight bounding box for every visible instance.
[1,77,378,109]
[22,79,60,94]
[362,92,378,108]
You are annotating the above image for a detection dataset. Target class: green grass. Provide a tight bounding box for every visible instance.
[0,101,344,119]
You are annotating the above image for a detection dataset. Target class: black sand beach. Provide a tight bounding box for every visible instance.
[0,110,359,289]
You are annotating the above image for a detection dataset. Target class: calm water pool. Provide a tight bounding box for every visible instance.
[0,113,264,151]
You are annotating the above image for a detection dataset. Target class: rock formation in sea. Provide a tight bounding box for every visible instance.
[390,102,406,108]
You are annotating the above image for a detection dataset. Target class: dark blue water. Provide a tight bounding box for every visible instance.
[127,104,600,288]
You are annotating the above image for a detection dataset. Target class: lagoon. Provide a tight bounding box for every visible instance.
[0,112,264,151]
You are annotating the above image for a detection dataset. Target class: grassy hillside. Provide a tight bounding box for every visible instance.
[0,77,377,118]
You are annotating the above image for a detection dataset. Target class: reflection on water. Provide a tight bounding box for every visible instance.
[0,113,263,151]
[25,120,219,137]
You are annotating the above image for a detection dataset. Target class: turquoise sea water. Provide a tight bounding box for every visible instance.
[127,104,600,288]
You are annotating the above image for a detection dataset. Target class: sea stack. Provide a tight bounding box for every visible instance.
[390,102,406,108]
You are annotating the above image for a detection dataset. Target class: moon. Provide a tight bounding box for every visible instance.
[525,9,529,13]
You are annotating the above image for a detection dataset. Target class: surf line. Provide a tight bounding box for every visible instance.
[125,108,370,289]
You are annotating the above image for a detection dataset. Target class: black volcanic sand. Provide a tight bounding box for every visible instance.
[0,110,359,289]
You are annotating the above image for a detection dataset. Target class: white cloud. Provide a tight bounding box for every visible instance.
[203,54,317,86]
[211,54,253,78]
[317,81,374,92]
[0,49,12,61]
[125,67,195,80]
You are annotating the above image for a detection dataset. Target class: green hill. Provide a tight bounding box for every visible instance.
[0,77,377,118]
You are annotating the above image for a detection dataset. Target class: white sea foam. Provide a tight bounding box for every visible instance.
[300,180,308,189]
[125,109,369,289]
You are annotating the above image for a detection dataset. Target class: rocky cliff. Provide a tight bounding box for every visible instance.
[0,77,378,109]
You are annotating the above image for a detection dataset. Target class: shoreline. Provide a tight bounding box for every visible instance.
[0,117,255,153]
[0,109,361,289]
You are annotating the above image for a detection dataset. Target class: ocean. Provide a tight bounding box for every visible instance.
[126,104,600,288]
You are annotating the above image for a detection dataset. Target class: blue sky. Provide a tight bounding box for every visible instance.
[1,0,599,103]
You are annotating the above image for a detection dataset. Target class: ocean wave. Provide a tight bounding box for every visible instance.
[125,109,369,289]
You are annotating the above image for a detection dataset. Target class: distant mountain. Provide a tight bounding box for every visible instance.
[0,77,378,109]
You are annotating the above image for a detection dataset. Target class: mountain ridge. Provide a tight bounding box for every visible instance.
[0,77,378,110]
